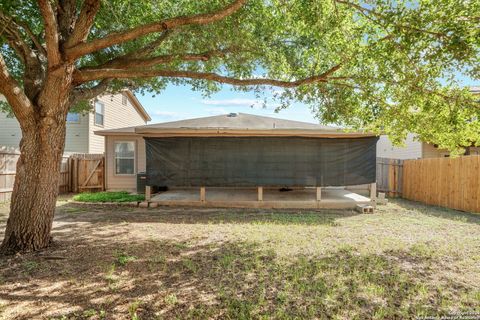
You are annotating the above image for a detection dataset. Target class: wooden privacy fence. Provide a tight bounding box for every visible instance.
[403,155,480,213]
[0,147,104,201]
[376,157,403,197]
[70,154,105,193]
[0,147,20,202]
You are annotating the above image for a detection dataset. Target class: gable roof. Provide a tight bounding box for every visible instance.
[123,90,151,122]
[136,113,335,131]
[96,113,374,138]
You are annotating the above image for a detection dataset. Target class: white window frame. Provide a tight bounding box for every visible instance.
[94,100,105,127]
[122,93,128,106]
[66,112,80,123]
[114,141,136,176]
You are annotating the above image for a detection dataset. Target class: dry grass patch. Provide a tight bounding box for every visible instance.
[0,199,479,319]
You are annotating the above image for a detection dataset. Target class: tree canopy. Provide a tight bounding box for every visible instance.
[1,0,479,153]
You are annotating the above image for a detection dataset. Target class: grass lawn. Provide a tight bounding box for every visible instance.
[73,191,145,203]
[0,198,479,319]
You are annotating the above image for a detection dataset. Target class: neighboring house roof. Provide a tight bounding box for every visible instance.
[470,86,480,94]
[123,90,151,122]
[95,113,374,138]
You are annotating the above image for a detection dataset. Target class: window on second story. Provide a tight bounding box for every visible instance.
[122,93,127,105]
[94,101,104,126]
[66,112,80,123]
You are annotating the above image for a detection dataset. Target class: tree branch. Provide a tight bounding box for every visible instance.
[70,78,112,106]
[65,0,101,48]
[38,0,61,66]
[14,18,47,57]
[83,48,232,71]
[0,54,33,121]
[64,0,247,61]
[0,10,45,98]
[120,30,174,60]
[57,0,78,42]
[0,11,33,63]
[73,64,344,88]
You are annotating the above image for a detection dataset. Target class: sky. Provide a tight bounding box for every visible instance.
[137,84,318,124]
[137,75,479,125]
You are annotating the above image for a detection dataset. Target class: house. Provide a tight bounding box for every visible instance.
[0,90,151,153]
[377,86,480,159]
[377,134,480,160]
[95,113,377,208]
[376,133,480,159]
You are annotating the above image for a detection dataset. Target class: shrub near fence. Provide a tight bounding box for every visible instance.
[403,155,480,213]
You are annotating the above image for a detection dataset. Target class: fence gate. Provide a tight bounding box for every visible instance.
[70,154,105,193]
[376,157,404,197]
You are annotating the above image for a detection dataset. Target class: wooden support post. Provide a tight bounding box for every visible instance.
[370,182,376,203]
[316,187,322,201]
[258,186,263,201]
[200,187,206,202]
[145,186,151,201]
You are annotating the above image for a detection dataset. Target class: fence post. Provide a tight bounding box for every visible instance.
[370,182,377,203]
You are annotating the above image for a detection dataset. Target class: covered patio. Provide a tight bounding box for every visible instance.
[140,113,378,209]
[150,187,372,209]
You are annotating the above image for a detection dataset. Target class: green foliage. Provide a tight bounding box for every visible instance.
[128,300,142,320]
[164,293,178,306]
[73,191,144,203]
[114,251,137,266]
[22,260,38,272]
[0,101,13,117]
[1,0,479,152]
[69,100,93,115]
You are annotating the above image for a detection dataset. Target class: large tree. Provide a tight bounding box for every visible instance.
[0,0,479,253]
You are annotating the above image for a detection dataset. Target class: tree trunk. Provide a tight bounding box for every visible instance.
[1,118,67,254]
[1,87,70,254]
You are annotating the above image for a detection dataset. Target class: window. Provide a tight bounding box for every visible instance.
[115,142,135,175]
[66,112,80,123]
[94,101,104,126]
[122,93,127,105]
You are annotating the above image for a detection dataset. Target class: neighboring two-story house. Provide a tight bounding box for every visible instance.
[0,90,151,154]
[377,86,480,159]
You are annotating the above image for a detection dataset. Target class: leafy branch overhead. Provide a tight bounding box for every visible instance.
[0,0,479,152]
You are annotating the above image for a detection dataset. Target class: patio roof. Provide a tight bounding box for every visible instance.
[95,113,374,138]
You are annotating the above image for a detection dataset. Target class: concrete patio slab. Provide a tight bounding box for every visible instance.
[150,187,372,209]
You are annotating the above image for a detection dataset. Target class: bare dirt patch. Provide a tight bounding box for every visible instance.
[0,198,479,319]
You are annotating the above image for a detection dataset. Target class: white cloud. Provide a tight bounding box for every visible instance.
[201,98,263,109]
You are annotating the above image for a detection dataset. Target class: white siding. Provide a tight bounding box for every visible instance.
[1,93,148,153]
[65,114,90,152]
[0,112,23,147]
[88,93,147,153]
[105,135,146,191]
[376,133,423,159]
[0,95,89,152]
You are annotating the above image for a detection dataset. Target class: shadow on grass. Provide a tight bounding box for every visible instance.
[391,198,480,225]
[0,223,476,319]
[54,202,359,227]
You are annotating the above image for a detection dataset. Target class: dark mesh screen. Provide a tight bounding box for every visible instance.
[145,136,377,187]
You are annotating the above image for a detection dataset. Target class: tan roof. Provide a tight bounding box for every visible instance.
[95,113,374,138]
